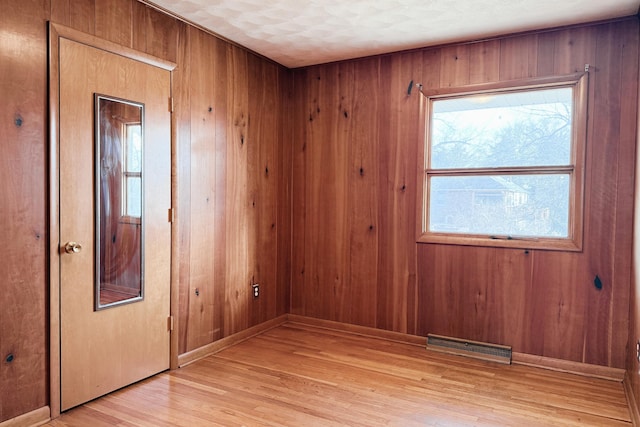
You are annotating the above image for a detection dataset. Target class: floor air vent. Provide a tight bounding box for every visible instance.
[426,334,512,364]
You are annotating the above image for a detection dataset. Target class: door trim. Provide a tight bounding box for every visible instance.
[48,22,177,419]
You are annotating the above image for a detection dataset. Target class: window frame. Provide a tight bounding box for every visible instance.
[416,72,588,251]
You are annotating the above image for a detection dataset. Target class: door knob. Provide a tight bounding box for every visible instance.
[64,241,83,254]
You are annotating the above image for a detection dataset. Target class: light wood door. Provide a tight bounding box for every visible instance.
[58,37,172,411]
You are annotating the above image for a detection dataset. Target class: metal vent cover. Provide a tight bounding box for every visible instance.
[427,334,512,364]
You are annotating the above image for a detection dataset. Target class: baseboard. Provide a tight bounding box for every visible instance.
[287,314,626,382]
[285,314,426,345]
[512,352,625,381]
[286,314,425,346]
[625,373,640,426]
[177,314,288,367]
[0,406,50,427]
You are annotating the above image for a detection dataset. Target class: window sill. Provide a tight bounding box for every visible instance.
[417,232,582,252]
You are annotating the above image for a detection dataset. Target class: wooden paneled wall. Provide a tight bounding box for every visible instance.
[628,21,640,418]
[0,0,291,422]
[177,26,291,351]
[291,19,639,369]
[0,1,50,422]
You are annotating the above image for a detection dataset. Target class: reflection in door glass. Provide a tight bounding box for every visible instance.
[124,123,142,218]
[95,95,144,309]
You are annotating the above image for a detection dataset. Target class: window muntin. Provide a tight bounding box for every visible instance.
[420,75,587,250]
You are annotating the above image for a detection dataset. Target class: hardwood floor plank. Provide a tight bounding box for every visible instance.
[45,322,631,426]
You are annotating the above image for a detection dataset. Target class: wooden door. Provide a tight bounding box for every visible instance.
[58,36,172,411]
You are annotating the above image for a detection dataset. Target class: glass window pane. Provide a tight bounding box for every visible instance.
[428,174,570,237]
[126,176,142,218]
[126,124,142,173]
[430,87,572,169]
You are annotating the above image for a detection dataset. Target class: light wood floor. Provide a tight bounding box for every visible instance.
[46,322,631,426]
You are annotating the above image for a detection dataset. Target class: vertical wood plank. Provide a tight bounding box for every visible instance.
[290,69,307,316]
[303,63,349,321]
[376,51,421,334]
[528,251,589,361]
[68,0,95,34]
[536,31,557,76]
[628,18,640,410]
[499,34,538,80]
[301,64,326,319]
[94,0,132,46]
[206,37,230,347]
[610,19,638,368]
[246,54,280,326]
[420,48,441,91]
[332,61,356,323]
[469,40,500,84]
[582,22,623,366]
[225,45,250,335]
[206,37,229,345]
[440,44,470,87]
[132,1,179,63]
[276,67,293,317]
[417,245,464,337]
[185,28,220,350]
[551,26,597,76]
[0,0,49,422]
[175,21,192,355]
[50,0,70,26]
[345,58,379,327]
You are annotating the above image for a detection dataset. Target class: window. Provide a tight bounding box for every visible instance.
[418,74,588,251]
[122,122,142,219]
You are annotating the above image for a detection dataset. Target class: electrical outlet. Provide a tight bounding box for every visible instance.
[252,284,259,298]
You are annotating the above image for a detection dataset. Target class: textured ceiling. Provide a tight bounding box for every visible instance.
[146,0,640,68]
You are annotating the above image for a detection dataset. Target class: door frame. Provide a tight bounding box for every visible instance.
[48,22,178,419]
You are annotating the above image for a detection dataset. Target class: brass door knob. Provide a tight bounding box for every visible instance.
[64,241,83,254]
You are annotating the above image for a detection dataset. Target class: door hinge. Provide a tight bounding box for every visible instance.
[169,97,174,113]
[168,208,174,223]
[168,315,174,331]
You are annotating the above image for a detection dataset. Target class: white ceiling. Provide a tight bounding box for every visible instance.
[146,0,640,68]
